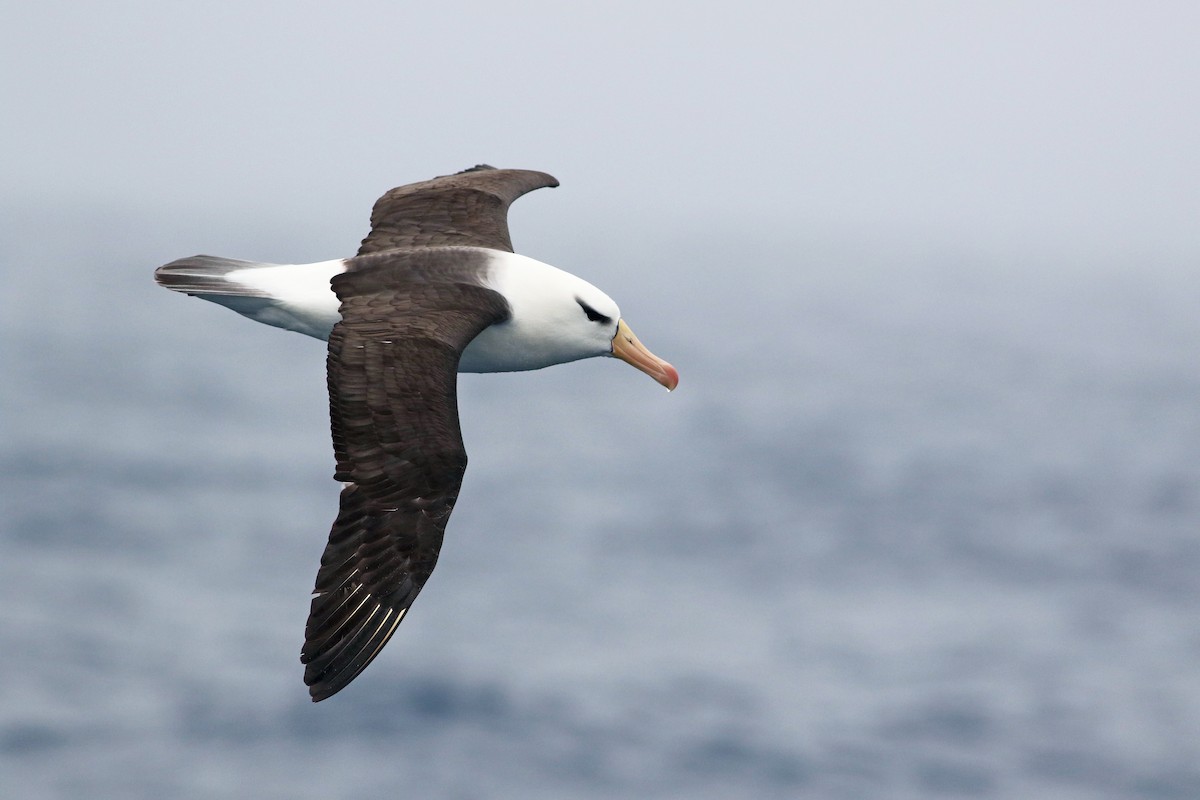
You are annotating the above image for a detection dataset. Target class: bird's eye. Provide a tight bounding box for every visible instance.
[576,299,612,325]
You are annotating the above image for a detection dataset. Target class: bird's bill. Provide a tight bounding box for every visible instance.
[611,319,679,391]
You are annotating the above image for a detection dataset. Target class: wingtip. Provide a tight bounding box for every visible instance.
[303,664,347,703]
[443,164,558,188]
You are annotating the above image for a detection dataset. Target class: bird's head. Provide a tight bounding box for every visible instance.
[487,252,679,390]
[570,282,679,391]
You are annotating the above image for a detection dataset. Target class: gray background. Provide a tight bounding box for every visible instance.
[3,2,1199,798]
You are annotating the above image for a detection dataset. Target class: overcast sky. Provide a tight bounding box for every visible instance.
[2,1,1198,270]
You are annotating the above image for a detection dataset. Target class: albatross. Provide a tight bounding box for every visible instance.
[154,165,678,701]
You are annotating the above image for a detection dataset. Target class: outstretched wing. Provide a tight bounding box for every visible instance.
[302,254,509,701]
[357,164,559,256]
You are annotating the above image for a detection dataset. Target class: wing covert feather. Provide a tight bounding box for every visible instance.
[357,165,558,255]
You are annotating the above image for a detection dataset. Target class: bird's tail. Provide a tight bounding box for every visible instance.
[154,255,275,297]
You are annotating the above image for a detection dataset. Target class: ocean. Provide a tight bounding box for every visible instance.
[3,209,1198,798]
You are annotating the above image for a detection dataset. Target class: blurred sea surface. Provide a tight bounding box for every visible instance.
[3,208,1199,799]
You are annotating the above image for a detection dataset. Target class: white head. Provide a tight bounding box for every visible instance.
[467,251,678,389]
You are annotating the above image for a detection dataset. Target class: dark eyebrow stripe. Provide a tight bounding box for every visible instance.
[576,298,612,324]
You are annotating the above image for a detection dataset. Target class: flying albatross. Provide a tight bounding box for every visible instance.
[154,165,678,701]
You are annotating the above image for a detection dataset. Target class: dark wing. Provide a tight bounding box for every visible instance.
[357,164,559,255]
[302,254,509,702]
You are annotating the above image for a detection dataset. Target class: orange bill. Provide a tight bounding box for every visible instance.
[611,319,679,391]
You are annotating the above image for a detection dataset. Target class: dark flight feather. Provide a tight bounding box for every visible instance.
[301,252,509,701]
